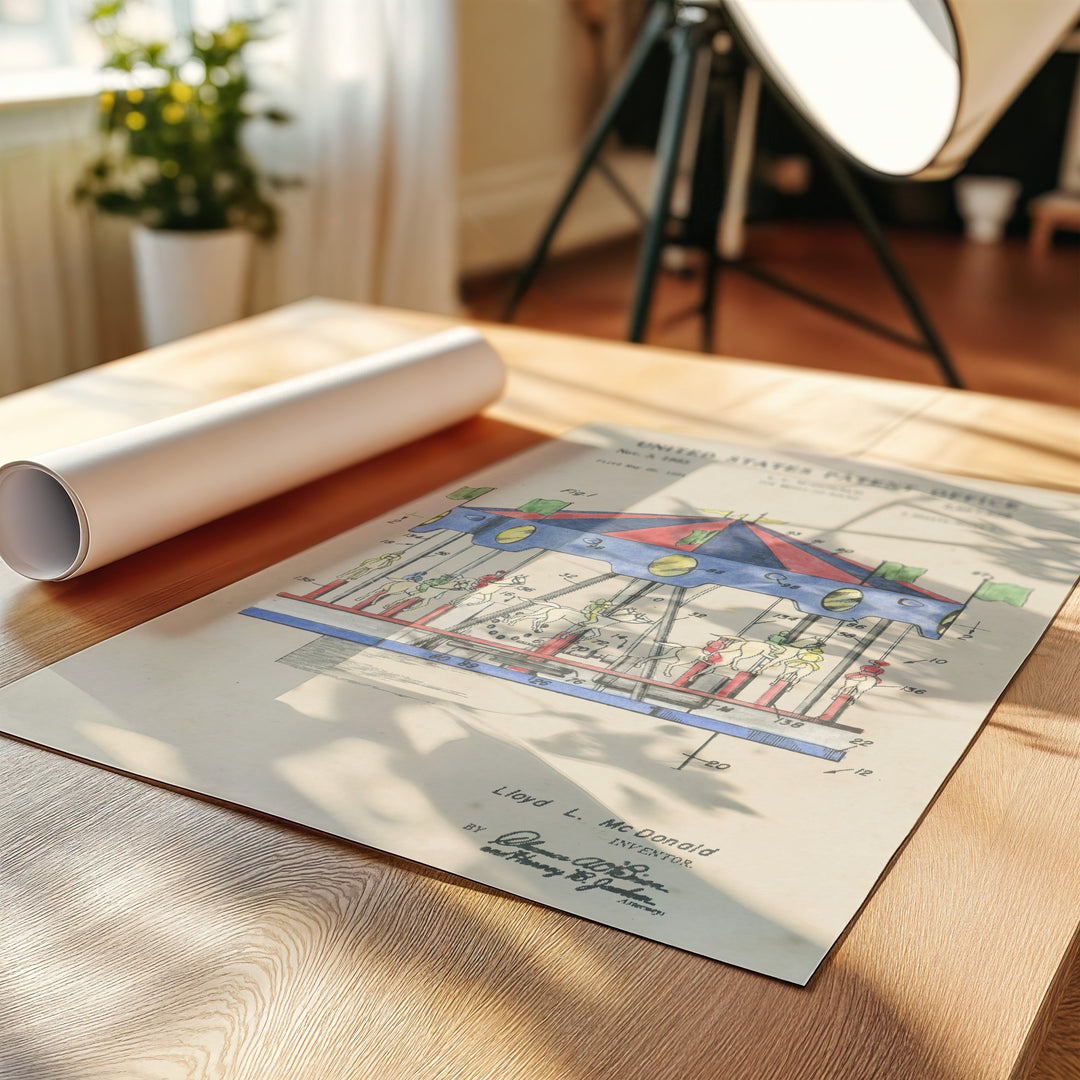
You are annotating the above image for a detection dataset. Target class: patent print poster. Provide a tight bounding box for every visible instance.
[2,426,1078,984]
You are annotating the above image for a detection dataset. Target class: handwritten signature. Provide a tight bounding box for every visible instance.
[480,830,670,908]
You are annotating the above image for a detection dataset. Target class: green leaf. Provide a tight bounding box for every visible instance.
[88,1,126,23]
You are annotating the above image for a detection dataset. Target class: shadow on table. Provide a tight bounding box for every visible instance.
[0,726,990,1080]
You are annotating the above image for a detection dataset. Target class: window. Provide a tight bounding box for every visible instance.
[0,1,258,104]
[0,0,84,72]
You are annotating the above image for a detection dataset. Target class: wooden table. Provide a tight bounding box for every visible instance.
[1,298,1078,1080]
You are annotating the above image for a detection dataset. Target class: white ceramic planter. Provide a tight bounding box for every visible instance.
[954,176,1022,244]
[131,225,254,347]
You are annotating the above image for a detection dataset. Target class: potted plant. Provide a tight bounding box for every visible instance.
[75,0,289,347]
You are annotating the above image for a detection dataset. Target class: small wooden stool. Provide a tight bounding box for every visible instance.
[1028,190,1080,255]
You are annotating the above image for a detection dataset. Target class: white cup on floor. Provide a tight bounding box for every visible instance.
[954,175,1022,244]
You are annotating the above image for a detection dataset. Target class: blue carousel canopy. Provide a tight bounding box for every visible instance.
[411,507,964,638]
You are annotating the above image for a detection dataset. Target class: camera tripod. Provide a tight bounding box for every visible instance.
[502,0,963,389]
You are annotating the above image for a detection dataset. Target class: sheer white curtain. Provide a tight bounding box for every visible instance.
[0,0,459,395]
[0,102,93,397]
[252,0,460,316]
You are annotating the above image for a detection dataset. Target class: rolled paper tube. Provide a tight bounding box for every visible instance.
[0,327,505,581]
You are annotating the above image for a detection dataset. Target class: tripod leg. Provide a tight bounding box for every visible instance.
[701,247,719,351]
[814,142,964,389]
[628,16,708,343]
[700,59,746,352]
[502,0,671,321]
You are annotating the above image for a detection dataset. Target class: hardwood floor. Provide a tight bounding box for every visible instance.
[465,222,1080,409]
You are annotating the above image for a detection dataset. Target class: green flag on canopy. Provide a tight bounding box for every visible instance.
[517,498,570,517]
[447,486,494,501]
[973,580,1031,607]
[872,561,926,583]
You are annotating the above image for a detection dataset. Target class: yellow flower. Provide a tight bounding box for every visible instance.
[161,160,180,178]
[220,24,246,50]
[170,82,193,103]
[126,88,144,104]
[162,102,185,124]
[99,91,115,111]
[125,112,147,131]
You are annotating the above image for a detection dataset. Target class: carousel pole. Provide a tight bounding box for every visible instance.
[876,624,912,661]
[794,618,893,716]
[779,613,824,645]
[810,624,913,723]
[631,585,689,700]
[591,581,670,679]
[565,576,666,655]
[737,596,782,636]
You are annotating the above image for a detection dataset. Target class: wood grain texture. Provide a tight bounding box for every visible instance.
[1,298,1078,1080]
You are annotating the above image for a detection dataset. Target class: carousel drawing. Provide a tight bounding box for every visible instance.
[241,486,1001,764]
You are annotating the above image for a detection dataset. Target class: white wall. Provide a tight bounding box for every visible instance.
[456,0,652,277]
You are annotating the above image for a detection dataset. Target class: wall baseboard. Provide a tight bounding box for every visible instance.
[458,148,655,277]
